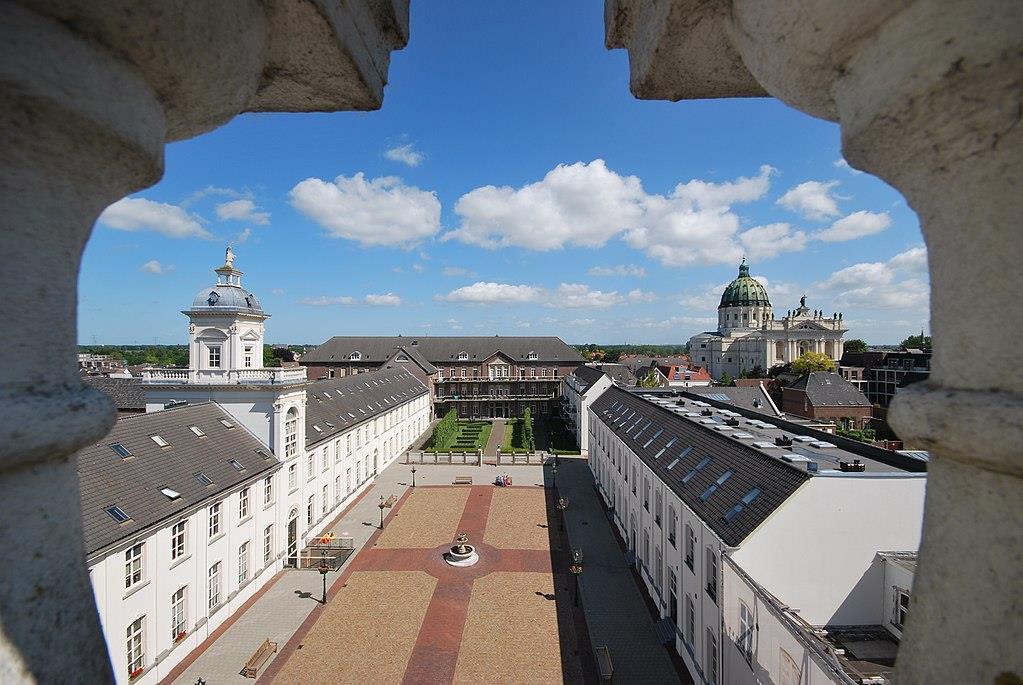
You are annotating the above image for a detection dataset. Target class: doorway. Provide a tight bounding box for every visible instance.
[287,512,298,567]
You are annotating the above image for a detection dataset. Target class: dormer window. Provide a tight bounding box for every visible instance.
[206,291,220,306]
[457,351,468,361]
[527,351,538,360]
[350,351,362,361]
[244,295,255,308]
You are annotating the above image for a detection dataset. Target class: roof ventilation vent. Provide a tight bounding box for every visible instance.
[775,435,793,447]
[675,399,686,406]
[725,417,740,427]
[839,459,866,472]
[700,408,713,416]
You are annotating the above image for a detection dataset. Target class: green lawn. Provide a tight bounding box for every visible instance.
[501,418,533,453]
[423,420,493,453]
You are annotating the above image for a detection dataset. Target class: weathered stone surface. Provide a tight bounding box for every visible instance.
[606,0,1023,681]
[0,1,408,681]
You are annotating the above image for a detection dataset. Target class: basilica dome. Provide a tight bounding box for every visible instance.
[719,259,771,308]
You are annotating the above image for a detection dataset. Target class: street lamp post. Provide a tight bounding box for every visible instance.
[318,555,330,605]
[570,547,584,607]
[411,465,417,488]
[552,463,558,491]
[556,496,569,532]
[378,495,386,529]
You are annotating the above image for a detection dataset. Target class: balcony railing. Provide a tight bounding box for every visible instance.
[142,367,307,385]
[434,392,557,401]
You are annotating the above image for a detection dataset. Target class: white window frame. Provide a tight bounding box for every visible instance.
[264,476,273,505]
[171,521,186,561]
[263,524,274,565]
[238,541,250,584]
[288,463,297,491]
[208,502,222,539]
[171,587,187,641]
[208,345,221,368]
[126,616,145,677]
[207,562,221,610]
[239,487,249,520]
[124,542,144,589]
[739,601,754,662]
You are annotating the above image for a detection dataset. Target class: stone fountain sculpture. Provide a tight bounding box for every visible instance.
[444,532,480,567]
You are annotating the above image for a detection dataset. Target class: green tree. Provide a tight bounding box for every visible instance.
[720,372,734,386]
[791,352,837,375]
[522,408,534,451]
[900,334,932,349]
[844,338,868,354]
[638,370,661,388]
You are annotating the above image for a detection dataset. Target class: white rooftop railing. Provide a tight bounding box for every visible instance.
[142,367,307,385]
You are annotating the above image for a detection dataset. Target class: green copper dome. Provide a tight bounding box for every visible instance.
[719,258,771,308]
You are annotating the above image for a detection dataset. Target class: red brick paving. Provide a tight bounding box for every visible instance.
[265,485,581,684]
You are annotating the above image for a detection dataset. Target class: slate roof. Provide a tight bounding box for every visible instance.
[599,363,638,387]
[684,386,778,416]
[77,403,278,557]
[390,346,439,374]
[787,372,871,407]
[571,364,609,393]
[591,387,809,547]
[83,376,145,411]
[304,365,429,448]
[302,336,583,365]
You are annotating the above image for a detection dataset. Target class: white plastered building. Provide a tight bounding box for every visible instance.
[588,387,925,684]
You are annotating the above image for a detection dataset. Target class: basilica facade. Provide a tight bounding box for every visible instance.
[689,259,847,380]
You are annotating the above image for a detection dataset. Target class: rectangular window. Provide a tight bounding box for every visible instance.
[895,589,910,628]
[264,476,273,505]
[171,521,186,561]
[288,463,297,491]
[346,467,352,495]
[322,447,330,472]
[306,453,315,480]
[335,475,341,505]
[706,629,718,684]
[686,596,695,646]
[208,503,221,539]
[124,542,144,589]
[307,495,314,526]
[171,587,187,641]
[244,346,253,368]
[238,541,249,584]
[208,345,221,368]
[706,548,718,602]
[238,487,249,519]
[263,525,274,565]
[739,602,754,662]
[687,527,695,572]
[207,562,221,610]
[668,506,677,547]
[126,616,145,677]
[322,485,329,515]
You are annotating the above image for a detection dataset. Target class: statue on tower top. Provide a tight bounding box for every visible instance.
[225,245,235,267]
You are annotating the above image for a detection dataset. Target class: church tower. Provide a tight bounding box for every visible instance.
[142,248,307,456]
[717,258,773,331]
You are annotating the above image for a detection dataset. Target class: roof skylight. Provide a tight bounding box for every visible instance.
[150,434,170,447]
[219,418,235,428]
[699,469,733,501]
[160,487,181,499]
[105,505,130,523]
[723,488,762,523]
[195,472,214,486]
[110,443,133,459]
[228,459,245,471]
[682,456,712,485]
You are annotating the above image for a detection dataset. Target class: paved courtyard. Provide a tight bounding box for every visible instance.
[261,485,588,684]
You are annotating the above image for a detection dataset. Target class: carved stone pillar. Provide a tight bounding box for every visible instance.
[0,2,408,682]
[606,1,1022,681]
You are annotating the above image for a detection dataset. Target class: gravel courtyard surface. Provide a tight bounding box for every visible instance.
[484,487,552,551]
[374,486,469,549]
[268,571,435,685]
[263,485,591,684]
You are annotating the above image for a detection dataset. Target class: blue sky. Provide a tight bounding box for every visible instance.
[79,2,928,346]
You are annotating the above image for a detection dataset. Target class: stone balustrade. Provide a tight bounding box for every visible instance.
[142,367,307,386]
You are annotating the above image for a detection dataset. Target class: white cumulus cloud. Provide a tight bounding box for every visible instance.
[437,282,543,305]
[436,281,628,309]
[627,289,657,303]
[290,173,441,248]
[813,210,891,242]
[99,197,211,239]
[833,158,864,175]
[441,266,477,278]
[588,264,646,277]
[813,247,930,310]
[216,199,270,225]
[139,260,174,275]
[384,143,425,168]
[301,296,355,306]
[738,223,808,260]
[776,180,841,220]
[447,160,777,268]
[364,293,402,306]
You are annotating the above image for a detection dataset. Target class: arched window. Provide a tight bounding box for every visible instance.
[457,351,468,361]
[775,341,785,361]
[350,351,361,361]
[527,351,538,360]
[284,407,298,458]
[825,340,835,357]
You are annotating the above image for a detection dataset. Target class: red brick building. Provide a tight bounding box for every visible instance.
[780,371,873,428]
[300,336,583,419]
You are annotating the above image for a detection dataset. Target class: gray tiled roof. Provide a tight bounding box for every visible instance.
[571,364,608,392]
[592,387,809,547]
[787,372,871,407]
[83,376,145,411]
[77,403,278,557]
[598,363,638,387]
[683,386,778,416]
[391,346,438,374]
[302,336,583,364]
[304,365,429,448]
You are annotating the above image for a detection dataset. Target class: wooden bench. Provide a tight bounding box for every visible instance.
[452,475,473,485]
[595,645,614,682]
[241,638,277,678]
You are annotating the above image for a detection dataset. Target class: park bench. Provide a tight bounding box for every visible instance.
[452,475,473,485]
[241,638,277,678]
[595,645,614,682]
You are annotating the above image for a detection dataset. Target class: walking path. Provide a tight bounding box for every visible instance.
[555,458,684,684]
[484,418,506,456]
[166,459,543,684]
